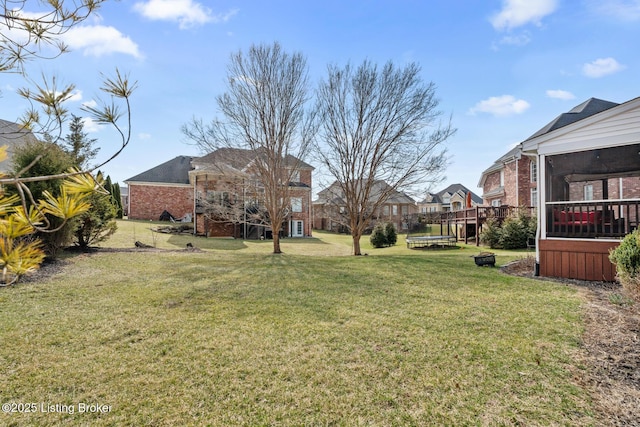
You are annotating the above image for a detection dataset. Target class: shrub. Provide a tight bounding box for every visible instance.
[385,222,397,246]
[480,216,502,249]
[609,230,640,300]
[500,216,528,249]
[370,223,388,248]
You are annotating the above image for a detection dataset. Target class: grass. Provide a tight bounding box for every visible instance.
[0,220,594,426]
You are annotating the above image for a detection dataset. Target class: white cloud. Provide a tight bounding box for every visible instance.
[81,117,101,133]
[133,0,238,29]
[582,57,625,78]
[546,89,575,100]
[469,95,530,117]
[491,0,558,31]
[82,100,98,109]
[587,0,640,21]
[138,132,152,140]
[63,25,142,58]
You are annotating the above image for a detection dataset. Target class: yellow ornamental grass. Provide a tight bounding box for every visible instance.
[0,224,45,286]
[39,186,91,220]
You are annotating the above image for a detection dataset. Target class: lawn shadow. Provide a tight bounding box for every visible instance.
[166,234,248,251]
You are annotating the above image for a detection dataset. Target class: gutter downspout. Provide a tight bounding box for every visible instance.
[192,174,197,236]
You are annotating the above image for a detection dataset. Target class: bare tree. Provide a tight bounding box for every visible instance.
[312,60,455,255]
[182,42,313,254]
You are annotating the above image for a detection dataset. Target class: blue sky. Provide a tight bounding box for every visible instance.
[2,0,639,198]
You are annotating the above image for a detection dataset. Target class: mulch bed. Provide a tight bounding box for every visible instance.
[502,256,640,426]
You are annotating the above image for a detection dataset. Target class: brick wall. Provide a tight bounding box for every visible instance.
[128,184,193,220]
[570,177,640,200]
[483,158,537,206]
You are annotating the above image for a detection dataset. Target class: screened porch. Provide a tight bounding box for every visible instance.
[543,144,640,239]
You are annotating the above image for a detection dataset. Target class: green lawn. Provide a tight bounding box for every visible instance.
[0,220,594,426]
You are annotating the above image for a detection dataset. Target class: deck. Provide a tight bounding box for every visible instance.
[439,206,533,245]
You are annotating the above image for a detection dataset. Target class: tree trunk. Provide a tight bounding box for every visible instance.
[273,233,282,254]
[352,233,362,256]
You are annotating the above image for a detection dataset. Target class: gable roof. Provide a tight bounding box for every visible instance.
[525,98,619,141]
[314,179,415,205]
[479,97,623,188]
[125,155,194,184]
[193,147,314,171]
[421,183,482,204]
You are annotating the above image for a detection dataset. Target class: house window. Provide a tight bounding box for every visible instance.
[392,205,398,216]
[584,185,593,201]
[291,170,300,182]
[401,205,408,215]
[530,161,537,183]
[291,197,302,212]
[530,188,538,207]
[491,199,501,207]
[383,205,389,216]
[500,170,505,187]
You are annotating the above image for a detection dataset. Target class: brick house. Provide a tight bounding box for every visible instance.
[313,180,417,232]
[418,183,483,213]
[478,146,538,208]
[125,149,314,239]
[190,148,314,238]
[125,155,194,221]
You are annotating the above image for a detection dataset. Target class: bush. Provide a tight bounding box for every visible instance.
[609,230,640,300]
[500,216,528,249]
[370,223,388,248]
[480,216,502,249]
[385,222,397,246]
[370,222,397,248]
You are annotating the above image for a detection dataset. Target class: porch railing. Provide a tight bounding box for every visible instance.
[546,199,640,239]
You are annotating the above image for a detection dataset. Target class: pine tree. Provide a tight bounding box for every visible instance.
[111,182,123,219]
[62,115,99,169]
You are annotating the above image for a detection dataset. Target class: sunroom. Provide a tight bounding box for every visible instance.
[522,96,640,282]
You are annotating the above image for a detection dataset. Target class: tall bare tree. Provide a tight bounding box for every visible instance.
[182,42,313,254]
[313,60,455,255]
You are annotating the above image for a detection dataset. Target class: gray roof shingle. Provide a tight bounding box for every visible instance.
[525,98,619,140]
[125,155,194,184]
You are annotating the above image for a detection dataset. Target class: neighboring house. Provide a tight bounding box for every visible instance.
[418,184,482,213]
[124,156,194,221]
[313,180,417,232]
[0,119,37,173]
[125,149,314,239]
[478,145,538,208]
[517,96,640,281]
[190,148,314,238]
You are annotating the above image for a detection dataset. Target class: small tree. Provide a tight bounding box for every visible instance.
[609,230,640,300]
[74,182,117,248]
[499,216,528,249]
[480,215,502,249]
[9,140,79,256]
[61,115,99,169]
[111,182,124,219]
[370,223,388,248]
[385,222,398,246]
